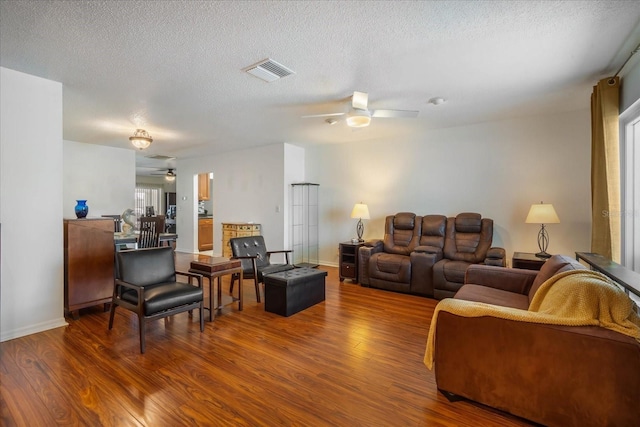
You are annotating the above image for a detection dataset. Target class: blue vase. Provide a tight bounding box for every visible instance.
[75,200,89,218]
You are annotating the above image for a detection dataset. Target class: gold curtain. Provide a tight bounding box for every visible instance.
[590,77,620,262]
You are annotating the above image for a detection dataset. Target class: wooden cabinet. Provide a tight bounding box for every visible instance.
[64,218,115,319]
[221,223,261,258]
[198,173,210,201]
[339,241,363,283]
[198,218,214,251]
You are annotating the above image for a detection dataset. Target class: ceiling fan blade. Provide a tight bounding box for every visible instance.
[301,112,346,118]
[352,91,368,110]
[371,109,419,118]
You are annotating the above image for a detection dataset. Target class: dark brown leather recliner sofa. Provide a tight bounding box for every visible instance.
[358,212,505,298]
[432,255,640,427]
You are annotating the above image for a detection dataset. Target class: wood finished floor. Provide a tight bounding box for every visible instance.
[1,256,535,426]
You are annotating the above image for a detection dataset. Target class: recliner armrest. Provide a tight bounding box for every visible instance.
[363,239,383,250]
[484,247,506,267]
[464,264,537,294]
[414,245,443,255]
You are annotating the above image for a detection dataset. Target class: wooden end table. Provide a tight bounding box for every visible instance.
[186,255,243,321]
[512,252,547,271]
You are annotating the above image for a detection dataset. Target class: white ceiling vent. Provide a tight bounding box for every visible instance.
[244,58,295,82]
[146,155,175,160]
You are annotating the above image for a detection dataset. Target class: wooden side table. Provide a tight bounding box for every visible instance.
[339,241,363,282]
[512,252,547,271]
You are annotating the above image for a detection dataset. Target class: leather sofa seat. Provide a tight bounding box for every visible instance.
[367,212,420,293]
[433,213,505,299]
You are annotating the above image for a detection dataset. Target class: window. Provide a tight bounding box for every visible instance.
[135,185,162,218]
[620,100,640,278]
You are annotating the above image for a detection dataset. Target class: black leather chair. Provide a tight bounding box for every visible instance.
[229,235,294,302]
[108,246,204,353]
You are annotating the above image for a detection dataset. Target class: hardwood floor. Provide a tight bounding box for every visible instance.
[1,256,535,426]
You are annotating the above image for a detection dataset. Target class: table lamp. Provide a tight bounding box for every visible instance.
[525,202,560,258]
[350,203,370,242]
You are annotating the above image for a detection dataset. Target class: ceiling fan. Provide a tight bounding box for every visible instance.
[151,168,176,181]
[302,91,419,128]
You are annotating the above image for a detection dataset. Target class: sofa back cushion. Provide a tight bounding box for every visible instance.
[419,215,447,252]
[383,212,421,255]
[443,213,493,263]
[528,254,586,303]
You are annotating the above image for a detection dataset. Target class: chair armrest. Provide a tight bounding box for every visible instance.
[266,249,292,264]
[464,264,537,294]
[484,247,506,267]
[414,245,443,255]
[176,270,203,287]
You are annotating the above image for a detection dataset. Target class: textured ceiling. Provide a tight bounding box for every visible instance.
[1,1,640,173]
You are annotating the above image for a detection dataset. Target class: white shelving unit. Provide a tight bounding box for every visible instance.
[291,183,319,268]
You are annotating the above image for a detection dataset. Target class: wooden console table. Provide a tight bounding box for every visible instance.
[575,252,640,298]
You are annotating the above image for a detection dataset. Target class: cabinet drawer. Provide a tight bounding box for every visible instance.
[341,263,356,278]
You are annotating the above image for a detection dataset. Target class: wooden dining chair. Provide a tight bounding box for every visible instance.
[138,216,165,248]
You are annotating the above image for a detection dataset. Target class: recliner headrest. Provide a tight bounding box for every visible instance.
[393,212,416,230]
[455,212,482,233]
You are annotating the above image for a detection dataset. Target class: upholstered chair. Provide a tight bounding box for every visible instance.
[432,212,505,299]
[229,235,294,302]
[108,246,204,353]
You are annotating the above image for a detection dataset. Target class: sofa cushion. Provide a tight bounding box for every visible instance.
[455,212,482,233]
[384,212,420,256]
[455,284,530,310]
[440,260,469,284]
[528,255,585,304]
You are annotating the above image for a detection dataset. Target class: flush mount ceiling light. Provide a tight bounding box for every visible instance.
[346,109,371,128]
[129,129,153,150]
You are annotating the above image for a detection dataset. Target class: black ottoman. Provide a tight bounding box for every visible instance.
[264,268,327,316]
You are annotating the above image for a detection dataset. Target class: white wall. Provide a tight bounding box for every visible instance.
[64,140,135,218]
[305,109,592,266]
[176,143,291,256]
[1,67,67,341]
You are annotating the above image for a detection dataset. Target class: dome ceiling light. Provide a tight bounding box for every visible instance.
[129,129,153,150]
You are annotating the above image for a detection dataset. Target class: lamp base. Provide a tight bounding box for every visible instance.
[535,251,552,259]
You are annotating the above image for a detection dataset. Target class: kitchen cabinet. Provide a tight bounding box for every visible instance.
[198,173,210,201]
[221,223,261,258]
[64,218,114,319]
[198,217,213,251]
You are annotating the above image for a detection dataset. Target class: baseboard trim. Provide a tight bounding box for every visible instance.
[0,317,68,342]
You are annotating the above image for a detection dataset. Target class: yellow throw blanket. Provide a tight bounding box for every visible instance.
[424,269,640,370]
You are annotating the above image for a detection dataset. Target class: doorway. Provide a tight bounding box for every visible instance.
[196,172,214,254]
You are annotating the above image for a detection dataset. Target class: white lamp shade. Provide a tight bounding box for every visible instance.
[525,203,560,224]
[351,203,370,219]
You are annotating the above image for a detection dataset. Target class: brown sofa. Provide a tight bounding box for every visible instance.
[432,255,640,427]
[359,212,505,298]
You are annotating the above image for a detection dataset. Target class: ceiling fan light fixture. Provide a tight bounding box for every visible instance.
[129,129,153,150]
[346,109,371,128]
[165,174,176,182]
